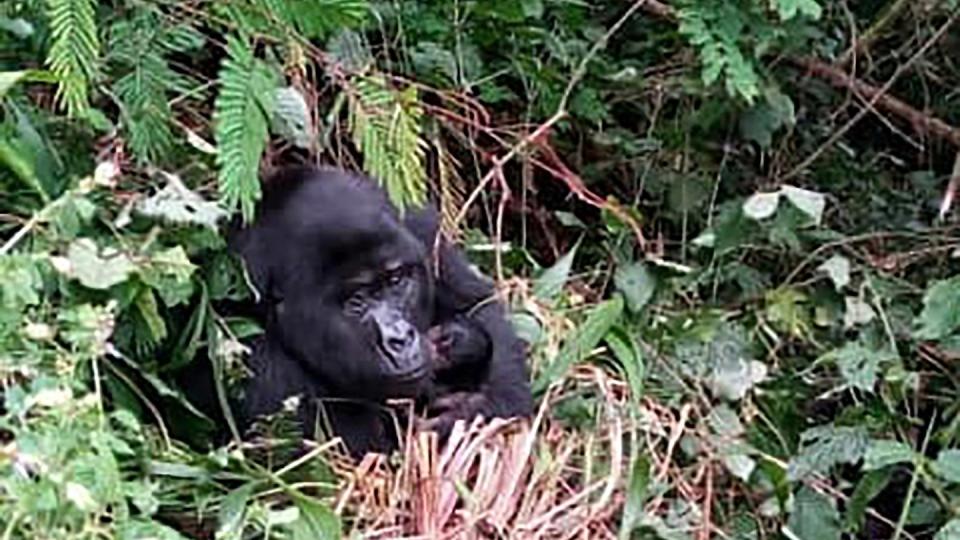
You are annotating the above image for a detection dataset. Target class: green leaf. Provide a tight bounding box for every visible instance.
[136,172,228,229]
[785,487,841,540]
[347,76,428,210]
[936,519,960,540]
[863,439,915,471]
[843,296,876,329]
[818,342,895,393]
[788,425,868,481]
[534,295,624,394]
[66,239,135,290]
[288,499,341,540]
[781,185,825,225]
[817,255,850,291]
[932,449,960,484]
[914,275,960,340]
[214,34,278,221]
[605,327,645,402]
[743,191,780,220]
[45,0,100,116]
[614,261,656,314]
[618,455,650,539]
[533,244,577,302]
[218,483,255,539]
[772,0,822,21]
[845,469,891,531]
[272,86,313,149]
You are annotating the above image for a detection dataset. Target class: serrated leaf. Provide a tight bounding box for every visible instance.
[534,244,577,302]
[785,487,841,540]
[743,191,780,220]
[914,276,960,340]
[817,255,850,291]
[781,185,825,225]
[66,239,135,290]
[534,295,624,394]
[863,439,915,470]
[614,261,656,314]
[788,425,868,481]
[818,342,895,393]
[272,86,313,149]
[214,35,278,221]
[933,449,960,484]
[707,404,744,437]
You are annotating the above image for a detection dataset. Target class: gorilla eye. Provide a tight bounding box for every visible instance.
[385,266,407,286]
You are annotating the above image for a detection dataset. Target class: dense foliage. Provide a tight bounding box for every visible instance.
[1,0,959,538]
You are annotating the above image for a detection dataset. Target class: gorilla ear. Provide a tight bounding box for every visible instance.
[228,226,275,304]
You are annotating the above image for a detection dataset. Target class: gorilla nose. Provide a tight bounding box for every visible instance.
[383,322,417,357]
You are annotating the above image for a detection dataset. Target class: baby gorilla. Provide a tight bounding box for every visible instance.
[225,166,532,456]
[427,315,491,374]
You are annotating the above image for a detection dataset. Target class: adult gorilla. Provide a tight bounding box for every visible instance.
[228,166,532,455]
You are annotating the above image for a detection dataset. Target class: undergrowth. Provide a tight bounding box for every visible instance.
[1,0,959,538]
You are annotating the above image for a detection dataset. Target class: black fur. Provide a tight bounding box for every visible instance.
[206,166,532,455]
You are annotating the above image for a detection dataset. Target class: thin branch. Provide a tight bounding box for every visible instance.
[792,56,960,147]
[781,10,960,181]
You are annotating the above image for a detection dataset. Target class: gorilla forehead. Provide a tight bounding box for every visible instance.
[259,167,425,267]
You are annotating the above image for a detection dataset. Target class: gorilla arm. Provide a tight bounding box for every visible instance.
[405,211,534,434]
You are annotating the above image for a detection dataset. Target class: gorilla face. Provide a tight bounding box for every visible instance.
[233,168,435,401]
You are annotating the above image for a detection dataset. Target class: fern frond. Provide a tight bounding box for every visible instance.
[45,0,99,116]
[108,11,200,163]
[214,34,278,221]
[347,75,427,211]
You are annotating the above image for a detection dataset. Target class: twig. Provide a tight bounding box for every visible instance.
[792,57,960,147]
[781,10,960,181]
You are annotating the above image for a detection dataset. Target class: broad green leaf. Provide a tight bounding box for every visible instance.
[742,191,780,220]
[533,244,578,302]
[788,425,868,481]
[614,261,656,314]
[863,439,915,470]
[66,239,135,290]
[289,499,340,540]
[773,0,822,20]
[817,255,850,291]
[933,449,960,484]
[818,342,895,393]
[534,295,624,394]
[781,185,825,225]
[217,483,255,539]
[785,487,841,540]
[937,519,960,540]
[845,469,892,531]
[914,276,960,340]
